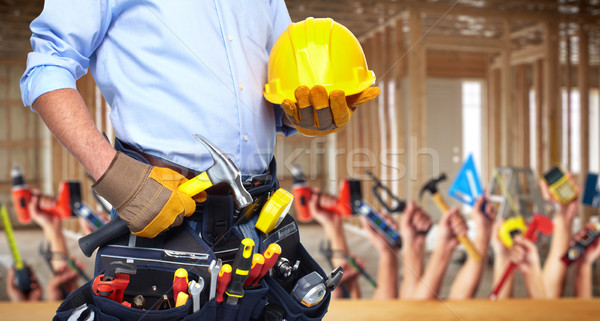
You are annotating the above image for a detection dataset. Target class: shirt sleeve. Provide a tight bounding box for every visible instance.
[269,0,295,136]
[20,0,112,107]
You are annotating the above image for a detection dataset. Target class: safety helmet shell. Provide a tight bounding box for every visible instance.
[264,17,376,104]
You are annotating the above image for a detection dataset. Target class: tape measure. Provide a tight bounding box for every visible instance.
[498,216,527,248]
[255,188,293,234]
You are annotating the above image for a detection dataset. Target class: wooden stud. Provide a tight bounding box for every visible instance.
[533,59,544,176]
[566,32,572,171]
[501,21,513,166]
[578,24,591,222]
[407,8,426,201]
[543,22,561,170]
[393,18,406,199]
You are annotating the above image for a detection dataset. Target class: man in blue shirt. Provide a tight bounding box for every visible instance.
[21,1,378,242]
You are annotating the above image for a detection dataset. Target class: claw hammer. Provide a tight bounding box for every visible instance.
[419,174,481,262]
[79,134,253,257]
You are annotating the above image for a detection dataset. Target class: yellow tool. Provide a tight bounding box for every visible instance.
[1,204,31,292]
[255,188,294,234]
[175,292,189,307]
[419,174,481,262]
[226,238,255,305]
[498,216,527,248]
[264,17,376,104]
[542,165,579,205]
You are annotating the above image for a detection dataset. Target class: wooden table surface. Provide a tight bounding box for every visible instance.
[0,299,598,320]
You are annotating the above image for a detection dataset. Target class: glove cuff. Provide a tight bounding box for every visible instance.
[92,152,152,212]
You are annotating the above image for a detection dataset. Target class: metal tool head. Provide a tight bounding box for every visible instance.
[104,261,137,280]
[193,134,253,208]
[419,173,448,200]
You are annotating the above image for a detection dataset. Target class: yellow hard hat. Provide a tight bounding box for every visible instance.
[264,17,376,104]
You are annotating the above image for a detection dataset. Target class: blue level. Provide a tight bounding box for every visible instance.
[448,154,483,206]
[356,202,402,248]
[583,173,600,208]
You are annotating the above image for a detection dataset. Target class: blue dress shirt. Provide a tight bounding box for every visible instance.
[21,0,294,175]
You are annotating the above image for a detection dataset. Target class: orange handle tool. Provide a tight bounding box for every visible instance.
[244,253,265,287]
[216,264,232,303]
[251,243,282,286]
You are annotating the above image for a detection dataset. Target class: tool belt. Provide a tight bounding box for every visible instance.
[53,141,331,321]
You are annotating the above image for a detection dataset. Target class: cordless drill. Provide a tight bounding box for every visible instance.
[11,166,81,224]
[291,165,353,222]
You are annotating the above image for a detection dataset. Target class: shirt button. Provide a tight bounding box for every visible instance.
[228,35,233,41]
[238,83,244,90]
[243,135,249,142]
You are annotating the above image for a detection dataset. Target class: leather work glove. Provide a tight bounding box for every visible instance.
[93,152,205,238]
[281,85,380,136]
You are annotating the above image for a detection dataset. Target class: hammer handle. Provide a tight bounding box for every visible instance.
[431,193,450,213]
[432,193,481,262]
[78,171,211,257]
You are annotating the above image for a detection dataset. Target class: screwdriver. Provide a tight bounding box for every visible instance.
[244,253,265,287]
[172,268,189,304]
[216,264,232,303]
[1,204,31,293]
[251,243,281,287]
[225,238,255,305]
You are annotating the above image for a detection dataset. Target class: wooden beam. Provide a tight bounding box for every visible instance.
[424,35,504,53]
[516,64,530,167]
[500,21,513,166]
[509,44,546,66]
[533,59,544,176]
[426,50,488,78]
[543,22,561,170]
[510,22,544,40]
[407,8,426,201]
[578,24,590,222]
[392,19,406,199]
[565,33,572,171]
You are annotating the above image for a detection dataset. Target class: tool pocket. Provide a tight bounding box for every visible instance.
[54,282,119,321]
[263,243,331,321]
[91,265,199,321]
[234,280,270,320]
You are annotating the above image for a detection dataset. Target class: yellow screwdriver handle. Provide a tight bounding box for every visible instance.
[178,171,213,196]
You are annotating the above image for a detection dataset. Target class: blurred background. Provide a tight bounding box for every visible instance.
[0,0,599,302]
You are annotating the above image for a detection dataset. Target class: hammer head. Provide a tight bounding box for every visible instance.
[419,173,447,200]
[193,134,253,208]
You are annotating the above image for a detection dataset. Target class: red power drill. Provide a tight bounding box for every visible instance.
[11,166,81,224]
[92,261,137,303]
[291,165,353,222]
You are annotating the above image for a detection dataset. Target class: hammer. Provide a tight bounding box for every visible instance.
[420,174,481,262]
[78,134,253,257]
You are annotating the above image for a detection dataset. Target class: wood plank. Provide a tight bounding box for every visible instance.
[500,21,513,166]
[533,59,544,176]
[324,299,600,321]
[407,8,426,201]
[578,25,590,222]
[5,299,600,321]
[424,34,504,53]
[426,50,487,79]
[392,19,406,200]
[565,34,572,171]
[543,22,561,169]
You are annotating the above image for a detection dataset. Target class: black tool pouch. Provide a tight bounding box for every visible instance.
[56,159,330,320]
